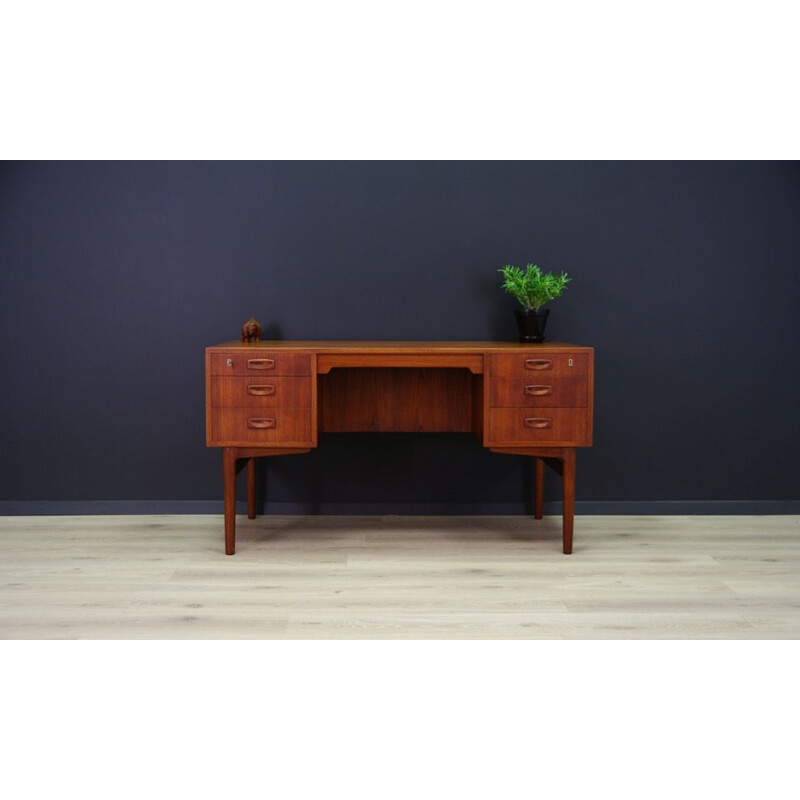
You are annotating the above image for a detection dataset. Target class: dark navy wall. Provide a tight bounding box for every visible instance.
[1,161,799,512]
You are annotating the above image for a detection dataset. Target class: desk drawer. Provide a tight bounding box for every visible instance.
[489,353,589,377]
[487,408,590,445]
[209,408,313,445]
[210,377,312,408]
[209,351,311,376]
[488,376,588,408]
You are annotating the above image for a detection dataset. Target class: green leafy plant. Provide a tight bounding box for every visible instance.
[498,263,570,310]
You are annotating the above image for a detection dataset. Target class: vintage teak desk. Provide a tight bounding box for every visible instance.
[205,341,594,555]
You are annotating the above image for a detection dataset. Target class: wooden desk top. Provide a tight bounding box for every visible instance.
[208,340,592,352]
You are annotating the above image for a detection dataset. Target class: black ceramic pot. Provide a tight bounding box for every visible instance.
[514,308,549,343]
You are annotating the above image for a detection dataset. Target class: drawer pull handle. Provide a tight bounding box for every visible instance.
[524,359,552,370]
[247,384,276,396]
[524,385,552,396]
[524,417,552,429]
[247,417,276,429]
[247,358,276,370]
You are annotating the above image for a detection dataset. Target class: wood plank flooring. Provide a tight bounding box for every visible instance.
[1,514,798,639]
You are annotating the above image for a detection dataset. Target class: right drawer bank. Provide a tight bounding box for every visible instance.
[484,350,593,447]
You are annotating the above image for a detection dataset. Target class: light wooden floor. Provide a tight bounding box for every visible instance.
[0,514,798,639]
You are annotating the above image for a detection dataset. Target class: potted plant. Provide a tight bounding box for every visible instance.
[498,263,570,343]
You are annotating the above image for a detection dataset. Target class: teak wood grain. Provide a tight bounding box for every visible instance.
[205,341,594,555]
[488,376,589,408]
[210,408,314,447]
[317,352,484,373]
[208,351,312,376]
[210,377,313,409]
[486,408,591,447]
[489,352,590,377]
[319,368,474,432]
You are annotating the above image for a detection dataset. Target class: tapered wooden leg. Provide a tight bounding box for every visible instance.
[561,448,576,555]
[534,457,544,519]
[223,447,237,555]
[246,458,257,519]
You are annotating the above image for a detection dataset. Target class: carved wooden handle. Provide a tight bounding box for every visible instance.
[247,417,277,429]
[524,385,552,396]
[525,359,552,370]
[524,417,552,429]
[247,358,276,370]
[247,384,276,396]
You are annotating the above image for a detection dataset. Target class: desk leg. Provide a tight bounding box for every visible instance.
[223,447,237,556]
[246,458,257,519]
[219,447,311,555]
[534,457,545,520]
[561,448,576,555]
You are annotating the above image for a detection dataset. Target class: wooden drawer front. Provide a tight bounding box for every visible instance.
[209,351,311,377]
[488,376,588,408]
[210,408,313,445]
[489,353,589,377]
[488,408,590,445]
[210,377,311,409]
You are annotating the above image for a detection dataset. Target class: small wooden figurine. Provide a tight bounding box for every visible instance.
[241,317,262,343]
